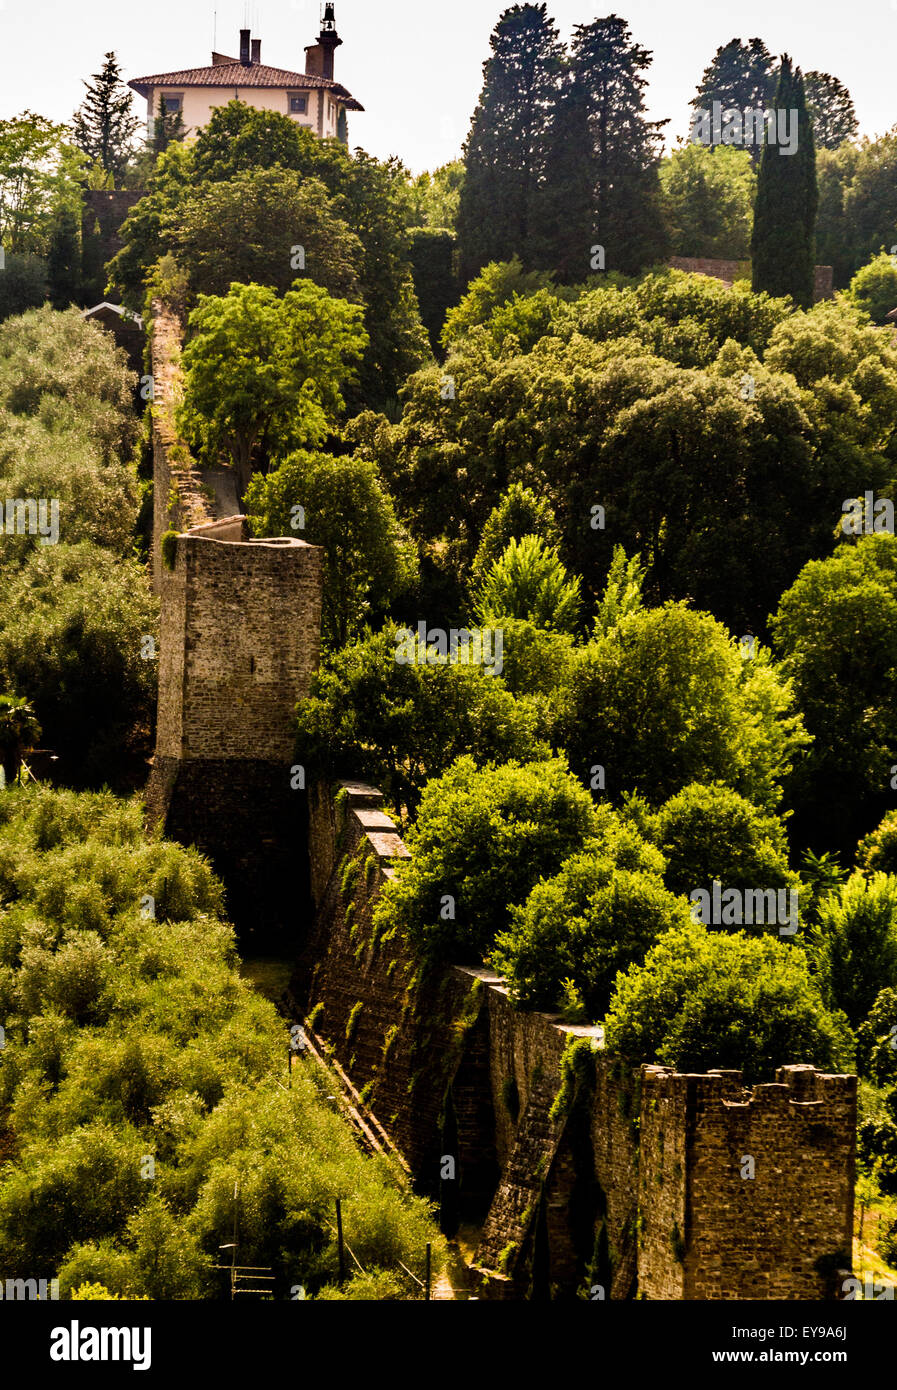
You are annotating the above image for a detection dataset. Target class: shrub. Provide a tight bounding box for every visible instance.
[373,756,600,962]
[603,920,853,1083]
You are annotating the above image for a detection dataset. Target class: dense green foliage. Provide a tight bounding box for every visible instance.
[752,59,817,309]
[0,787,443,1298]
[296,626,550,820]
[244,450,418,649]
[644,782,795,899]
[659,145,756,259]
[556,604,807,811]
[177,281,367,497]
[372,756,599,961]
[107,104,430,412]
[772,534,897,847]
[494,827,688,1016]
[603,922,852,1083]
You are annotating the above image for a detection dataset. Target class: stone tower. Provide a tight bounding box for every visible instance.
[145,523,324,942]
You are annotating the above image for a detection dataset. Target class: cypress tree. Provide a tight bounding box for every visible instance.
[564,16,670,277]
[530,64,596,281]
[151,95,186,156]
[751,57,818,309]
[46,205,81,309]
[457,4,565,285]
[73,51,140,184]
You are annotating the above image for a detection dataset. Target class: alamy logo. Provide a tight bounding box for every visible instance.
[0,1276,59,1300]
[395,622,504,676]
[690,103,799,155]
[689,881,798,935]
[841,492,895,535]
[2,498,59,545]
[50,1321,152,1371]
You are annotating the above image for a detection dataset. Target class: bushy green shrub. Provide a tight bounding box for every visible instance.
[646,782,796,900]
[495,843,691,1018]
[604,921,853,1083]
[0,787,444,1298]
[373,755,600,961]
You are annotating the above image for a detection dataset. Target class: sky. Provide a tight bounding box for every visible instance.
[1,0,895,173]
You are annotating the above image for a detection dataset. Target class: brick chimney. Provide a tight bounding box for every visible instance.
[251,38,261,64]
[240,29,251,65]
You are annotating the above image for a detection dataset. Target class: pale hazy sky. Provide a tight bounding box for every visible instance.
[1,0,895,173]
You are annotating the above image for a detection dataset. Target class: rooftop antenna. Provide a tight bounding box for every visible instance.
[212,8,217,50]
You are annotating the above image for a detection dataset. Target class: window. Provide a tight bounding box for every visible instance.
[162,95,182,113]
[289,94,308,115]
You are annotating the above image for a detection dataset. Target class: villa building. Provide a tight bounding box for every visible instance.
[128,4,363,144]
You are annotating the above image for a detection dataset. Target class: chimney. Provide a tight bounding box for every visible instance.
[240,29,251,65]
[251,38,261,64]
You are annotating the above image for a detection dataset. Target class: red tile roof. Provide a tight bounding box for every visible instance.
[129,62,363,111]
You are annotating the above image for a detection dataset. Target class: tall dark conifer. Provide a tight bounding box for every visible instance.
[530,63,596,280]
[457,4,565,284]
[751,57,818,309]
[566,15,670,277]
[73,52,139,184]
[46,205,81,308]
[692,38,778,165]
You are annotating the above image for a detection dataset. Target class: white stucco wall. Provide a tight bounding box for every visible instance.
[144,86,342,139]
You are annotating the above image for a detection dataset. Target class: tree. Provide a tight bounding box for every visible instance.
[562,16,670,275]
[371,756,600,962]
[812,874,897,1027]
[407,228,459,352]
[471,483,561,587]
[0,787,444,1297]
[108,102,430,411]
[151,95,185,156]
[0,113,84,256]
[857,988,897,1084]
[441,257,556,349]
[752,58,818,309]
[456,3,565,283]
[604,921,852,1083]
[0,544,158,790]
[72,53,139,183]
[474,535,582,634]
[803,71,858,150]
[176,170,364,305]
[0,694,40,786]
[178,281,367,498]
[645,782,795,900]
[846,252,897,325]
[771,534,897,849]
[295,625,551,820]
[858,813,897,877]
[593,545,646,637]
[691,38,778,166]
[557,603,808,812]
[0,305,138,464]
[659,145,756,259]
[244,450,418,649]
[493,834,689,1017]
[0,253,46,321]
[407,161,465,231]
[46,205,81,309]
